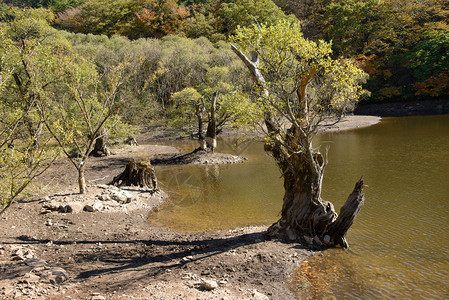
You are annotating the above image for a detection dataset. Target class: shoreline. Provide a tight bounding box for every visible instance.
[354,99,449,117]
[0,115,380,299]
[320,115,381,133]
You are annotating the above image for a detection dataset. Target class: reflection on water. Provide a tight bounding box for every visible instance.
[149,115,449,298]
[149,137,284,232]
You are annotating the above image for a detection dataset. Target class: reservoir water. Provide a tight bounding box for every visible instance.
[149,114,449,298]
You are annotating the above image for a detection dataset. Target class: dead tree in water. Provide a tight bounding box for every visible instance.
[231,21,367,248]
[110,159,158,192]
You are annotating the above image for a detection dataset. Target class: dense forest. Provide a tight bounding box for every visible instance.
[2,0,448,102]
[0,0,448,207]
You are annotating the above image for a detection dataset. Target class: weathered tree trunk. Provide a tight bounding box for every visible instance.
[267,147,365,248]
[90,128,110,157]
[205,91,218,152]
[110,159,158,191]
[326,179,365,247]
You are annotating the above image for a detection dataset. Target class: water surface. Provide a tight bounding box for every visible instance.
[149,115,449,298]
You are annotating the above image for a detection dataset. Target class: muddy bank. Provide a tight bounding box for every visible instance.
[0,197,312,299]
[151,149,247,166]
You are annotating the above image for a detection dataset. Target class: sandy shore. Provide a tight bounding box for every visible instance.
[320,115,381,132]
[0,115,380,299]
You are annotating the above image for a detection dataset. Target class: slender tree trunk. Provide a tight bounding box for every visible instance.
[196,98,207,150]
[33,122,44,149]
[78,162,87,194]
[206,91,217,152]
[27,121,43,165]
[197,110,206,150]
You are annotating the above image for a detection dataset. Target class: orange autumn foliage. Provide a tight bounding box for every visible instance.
[414,70,449,97]
[135,0,189,38]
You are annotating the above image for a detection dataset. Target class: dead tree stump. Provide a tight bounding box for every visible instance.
[110,159,158,191]
[90,128,111,157]
[326,178,365,247]
[125,137,138,146]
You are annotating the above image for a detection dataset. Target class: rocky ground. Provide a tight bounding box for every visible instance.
[0,116,380,299]
[0,195,311,299]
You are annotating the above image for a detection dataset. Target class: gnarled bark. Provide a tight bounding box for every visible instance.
[110,159,158,191]
[267,170,365,248]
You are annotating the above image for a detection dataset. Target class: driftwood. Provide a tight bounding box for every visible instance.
[110,159,158,191]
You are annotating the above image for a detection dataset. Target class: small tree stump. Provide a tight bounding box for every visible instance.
[125,137,138,146]
[110,159,158,191]
[90,128,111,157]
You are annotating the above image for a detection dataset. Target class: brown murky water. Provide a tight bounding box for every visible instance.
[149,114,449,298]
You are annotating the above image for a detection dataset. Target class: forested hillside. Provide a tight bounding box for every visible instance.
[274,0,449,102]
[2,0,448,103]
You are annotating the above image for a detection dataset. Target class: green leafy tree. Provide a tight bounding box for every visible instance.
[56,0,189,38]
[48,0,86,11]
[231,20,367,247]
[37,57,129,194]
[407,30,449,97]
[76,0,149,36]
[215,0,291,35]
[170,66,254,151]
[62,32,163,122]
[0,92,57,214]
[276,0,449,102]
[2,0,85,10]
[323,0,393,55]
[2,8,129,196]
[0,8,60,213]
[182,13,216,40]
